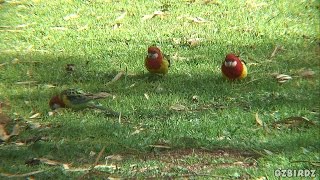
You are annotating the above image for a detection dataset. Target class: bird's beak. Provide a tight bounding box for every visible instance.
[147,53,158,59]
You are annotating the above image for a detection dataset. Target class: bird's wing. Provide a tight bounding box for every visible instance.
[63,89,92,104]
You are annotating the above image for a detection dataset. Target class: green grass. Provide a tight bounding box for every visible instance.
[1,0,319,179]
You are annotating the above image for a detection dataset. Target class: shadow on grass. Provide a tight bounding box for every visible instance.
[1,39,319,168]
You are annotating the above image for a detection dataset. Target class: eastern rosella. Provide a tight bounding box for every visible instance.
[145,46,170,75]
[49,88,119,116]
[221,54,247,80]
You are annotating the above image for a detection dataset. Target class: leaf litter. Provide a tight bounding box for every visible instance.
[271,73,292,83]
[272,116,316,129]
[297,68,315,78]
[142,10,166,20]
[0,112,20,142]
[170,104,187,111]
[177,15,209,23]
[63,13,79,21]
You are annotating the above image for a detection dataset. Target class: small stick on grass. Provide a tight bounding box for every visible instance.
[270,45,284,58]
[93,146,106,167]
[0,170,45,178]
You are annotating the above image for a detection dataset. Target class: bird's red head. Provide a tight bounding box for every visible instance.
[146,46,163,69]
[224,54,241,68]
[221,53,244,80]
[49,95,65,110]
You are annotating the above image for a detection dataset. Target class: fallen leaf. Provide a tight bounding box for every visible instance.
[107,176,122,180]
[141,14,155,20]
[48,111,55,116]
[311,162,320,167]
[172,38,182,45]
[148,144,171,149]
[142,10,165,20]
[94,164,117,171]
[115,11,127,21]
[246,0,268,9]
[105,154,123,161]
[298,68,315,78]
[10,124,19,136]
[0,62,8,67]
[126,83,136,89]
[12,58,19,64]
[154,10,165,16]
[0,170,45,178]
[112,23,122,30]
[63,13,79,21]
[15,142,26,146]
[26,69,33,77]
[65,64,76,73]
[62,164,70,170]
[15,81,38,85]
[255,113,263,126]
[192,95,199,102]
[131,127,144,135]
[0,124,10,141]
[0,112,11,125]
[109,71,125,83]
[155,84,164,93]
[170,104,186,111]
[255,177,267,180]
[50,27,68,31]
[43,84,56,88]
[263,149,273,155]
[39,158,60,166]
[275,74,292,83]
[89,151,96,157]
[301,147,310,154]
[0,29,24,32]
[26,158,62,166]
[77,24,89,31]
[272,116,316,129]
[187,38,202,47]
[28,121,42,129]
[0,114,19,142]
[188,16,208,23]
[29,113,41,119]
[144,93,149,100]
[270,72,280,77]
[203,0,221,5]
[171,52,188,61]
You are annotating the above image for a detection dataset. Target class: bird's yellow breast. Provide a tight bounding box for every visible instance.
[239,62,247,79]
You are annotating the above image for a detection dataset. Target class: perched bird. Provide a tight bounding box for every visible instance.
[49,88,119,116]
[145,46,170,75]
[221,54,247,80]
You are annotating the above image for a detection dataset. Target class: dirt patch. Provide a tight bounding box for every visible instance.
[119,147,261,175]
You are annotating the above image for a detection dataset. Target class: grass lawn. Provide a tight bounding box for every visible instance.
[1,0,319,179]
